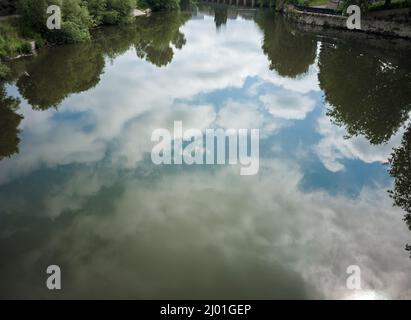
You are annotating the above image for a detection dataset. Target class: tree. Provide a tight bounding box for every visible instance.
[83,0,137,26]
[214,5,228,29]
[388,125,411,257]
[0,79,23,160]
[318,38,411,257]
[133,12,190,67]
[143,0,181,11]
[19,0,93,43]
[318,41,411,145]
[16,42,105,109]
[255,11,317,78]
[10,9,189,111]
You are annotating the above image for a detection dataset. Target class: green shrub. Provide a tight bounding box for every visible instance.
[83,0,107,25]
[18,0,92,43]
[0,20,32,58]
[59,21,90,42]
[144,0,181,11]
[106,0,136,21]
[84,0,136,25]
[0,63,10,80]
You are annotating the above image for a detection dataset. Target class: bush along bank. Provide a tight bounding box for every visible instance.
[0,0,185,61]
[18,0,138,44]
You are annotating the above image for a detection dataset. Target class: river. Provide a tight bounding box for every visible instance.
[0,4,410,299]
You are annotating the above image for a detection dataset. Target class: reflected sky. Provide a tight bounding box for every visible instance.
[0,7,410,299]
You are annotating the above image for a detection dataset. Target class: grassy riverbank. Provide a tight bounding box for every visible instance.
[0,0,186,62]
[0,19,33,59]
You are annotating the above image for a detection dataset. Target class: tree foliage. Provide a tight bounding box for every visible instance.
[255,11,317,78]
[388,125,411,224]
[318,41,411,144]
[84,0,136,26]
[388,125,411,257]
[10,10,189,110]
[0,19,33,58]
[141,0,181,11]
[16,42,105,109]
[0,74,23,160]
[14,0,183,44]
[134,12,190,67]
[19,0,93,43]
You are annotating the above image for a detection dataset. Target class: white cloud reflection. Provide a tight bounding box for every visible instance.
[315,113,408,172]
[0,13,409,300]
[1,160,410,299]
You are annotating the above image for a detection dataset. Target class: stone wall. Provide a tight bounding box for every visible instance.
[285,6,411,39]
[366,7,411,23]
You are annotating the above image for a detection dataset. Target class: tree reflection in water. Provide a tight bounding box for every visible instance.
[388,125,411,256]
[16,43,105,110]
[1,8,411,256]
[255,11,317,78]
[133,12,190,67]
[319,40,411,145]
[318,36,411,256]
[6,11,190,111]
[0,12,190,163]
[0,82,22,160]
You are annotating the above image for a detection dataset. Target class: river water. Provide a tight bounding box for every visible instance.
[0,5,410,299]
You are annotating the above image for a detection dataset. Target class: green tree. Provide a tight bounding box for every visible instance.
[133,12,190,67]
[16,42,105,109]
[84,0,136,26]
[10,10,189,111]
[388,125,411,257]
[0,72,23,160]
[0,19,33,59]
[255,12,317,78]
[0,63,9,79]
[143,0,181,11]
[214,5,228,29]
[318,41,411,145]
[19,0,93,43]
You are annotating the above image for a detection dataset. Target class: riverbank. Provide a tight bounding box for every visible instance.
[0,5,153,63]
[0,17,35,61]
[284,5,411,39]
[0,0,164,63]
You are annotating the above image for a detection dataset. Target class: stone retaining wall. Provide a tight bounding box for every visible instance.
[286,6,411,39]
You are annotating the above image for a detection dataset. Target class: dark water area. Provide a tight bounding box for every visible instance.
[0,4,410,299]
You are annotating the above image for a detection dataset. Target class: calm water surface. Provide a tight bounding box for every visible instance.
[0,5,411,299]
